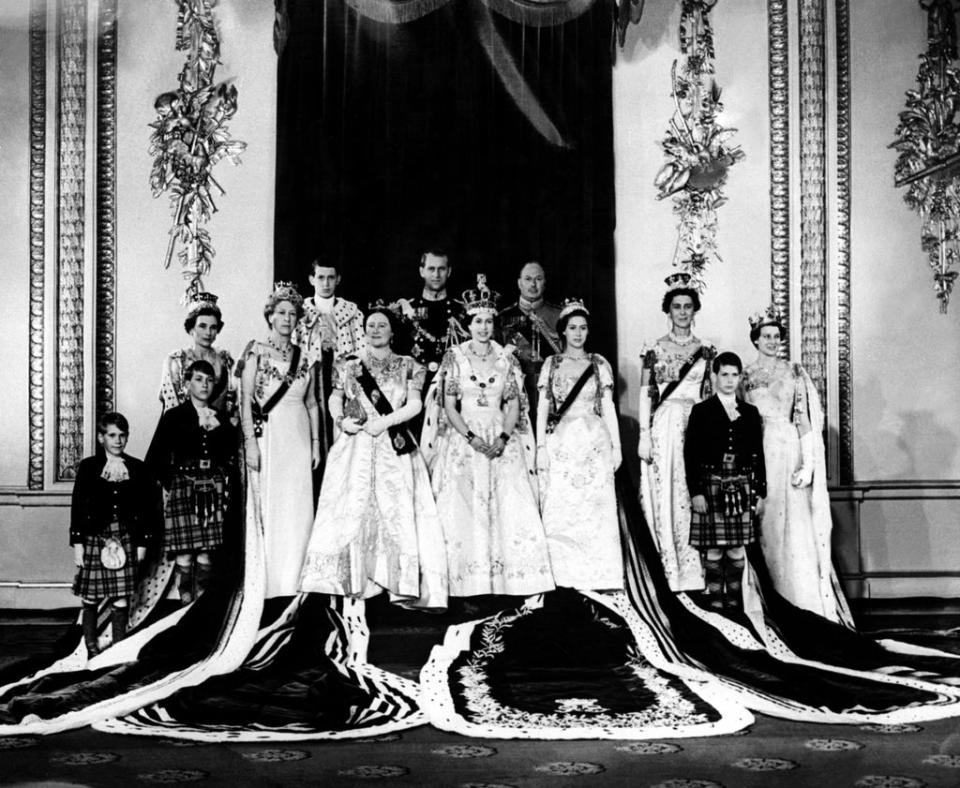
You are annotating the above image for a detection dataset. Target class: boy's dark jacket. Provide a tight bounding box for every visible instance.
[683,395,767,499]
[69,454,160,546]
[145,401,238,487]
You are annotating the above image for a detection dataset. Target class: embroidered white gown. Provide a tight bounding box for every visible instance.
[538,355,623,590]
[638,340,714,592]
[299,354,448,609]
[742,361,853,625]
[247,344,316,598]
[430,343,555,596]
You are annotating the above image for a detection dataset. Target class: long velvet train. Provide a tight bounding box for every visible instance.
[419,470,960,738]
[4,469,960,740]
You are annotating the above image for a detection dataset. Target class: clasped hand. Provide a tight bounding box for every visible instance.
[468,434,505,459]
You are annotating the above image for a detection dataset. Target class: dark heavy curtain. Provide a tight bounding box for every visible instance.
[275,0,616,354]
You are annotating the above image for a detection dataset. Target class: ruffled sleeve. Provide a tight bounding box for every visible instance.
[596,355,615,391]
[503,354,521,402]
[440,349,462,398]
[639,342,658,371]
[408,357,427,392]
[537,356,554,391]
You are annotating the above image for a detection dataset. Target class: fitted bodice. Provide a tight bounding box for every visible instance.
[541,355,613,421]
[645,342,710,404]
[254,350,311,408]
[743,363,797,425]
[337,354,425,418]
[444,344,519,425]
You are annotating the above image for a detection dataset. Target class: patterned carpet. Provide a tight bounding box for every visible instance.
[5,716,960,787]
[3,607,960,787]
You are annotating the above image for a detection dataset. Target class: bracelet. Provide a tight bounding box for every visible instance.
[465,430,477,442]
[499,431,510,443]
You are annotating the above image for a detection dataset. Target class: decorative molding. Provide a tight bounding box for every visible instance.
[798,0,828,408]
[28,0,46,490]
[96,0,118,418]
[768,0,790,350]
[56,0,87,481]
[835,0,853,484]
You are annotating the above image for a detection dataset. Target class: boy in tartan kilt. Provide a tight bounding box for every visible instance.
[684,351,767,615]
[146,359,239,605]
[71,412,160,657]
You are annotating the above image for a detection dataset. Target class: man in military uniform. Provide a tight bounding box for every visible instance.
[395,249,466,438]
[397,249,466,384]
[497,261,561,424]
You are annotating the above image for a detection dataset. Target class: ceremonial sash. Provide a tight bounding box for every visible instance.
[356,361,417,455]
[546,361,596,434]
[250,344,302,437]
[653,346,705,413]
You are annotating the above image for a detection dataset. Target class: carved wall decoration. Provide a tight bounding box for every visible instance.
[768,0,790,352]
[28,0,46,490]
[653,0,745,291]
[149,0,247,302]
[96,0,118,419]
[56,0,87,482]
[836,0,854,483]
[891,0,960,313]
[798,0,828,410]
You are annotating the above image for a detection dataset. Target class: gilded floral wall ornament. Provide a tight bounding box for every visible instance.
[149,0,247,302]
[891,0,960,312]
[653,0,744,291]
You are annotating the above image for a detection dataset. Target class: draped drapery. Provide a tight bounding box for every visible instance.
[274,0,617,357]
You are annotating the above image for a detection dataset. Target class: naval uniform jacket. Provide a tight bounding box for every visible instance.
[683,395,767,501]
[69,454,160,547]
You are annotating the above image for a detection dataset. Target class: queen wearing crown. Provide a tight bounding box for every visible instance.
[238,283,320,598]
[637,273,716,592]
[535,299,624,590]
[426,275,554,597]
[298,302,448,609]
[159,291,236,414]
[741,306,853,625]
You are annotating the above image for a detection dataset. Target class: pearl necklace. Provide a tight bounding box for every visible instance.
[668,331,696,347]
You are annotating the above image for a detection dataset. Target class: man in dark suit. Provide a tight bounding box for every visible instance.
[684,351,766,614]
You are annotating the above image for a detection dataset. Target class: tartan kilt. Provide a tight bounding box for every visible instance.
[163,473,227,555]
[72,521,139,600]
[689,471,759,548]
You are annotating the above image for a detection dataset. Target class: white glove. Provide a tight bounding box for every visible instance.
[792,430,814,487]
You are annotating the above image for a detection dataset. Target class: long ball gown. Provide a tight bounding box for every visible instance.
[638,339,715,592]
[742,360,853,625]
[246,343,315,599]
[537,353,623,590]
[299,352,447,609]
[427,342,554,597]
